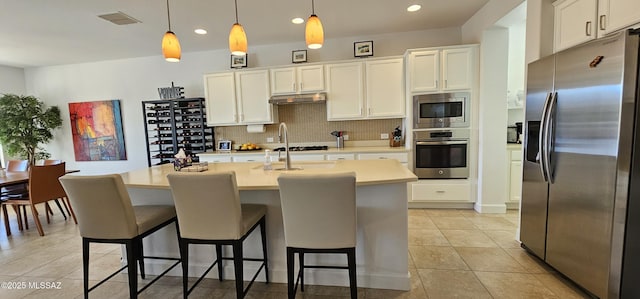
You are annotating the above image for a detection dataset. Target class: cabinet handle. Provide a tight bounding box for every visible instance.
[368,108,371,115]
[436,190,445,193]
[586,21,592,36]
[599,15,606,30]
[360,108,363,115]
[300,83,303,90]
[240,114,244,122]
[435,80,438,88]
[378,157,387,159]
[444,79,448,89]
[293,82,296,92]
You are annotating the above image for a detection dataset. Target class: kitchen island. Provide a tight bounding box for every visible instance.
[120,159,417,290]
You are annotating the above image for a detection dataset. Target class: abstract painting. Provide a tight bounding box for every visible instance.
[68,100,127,161]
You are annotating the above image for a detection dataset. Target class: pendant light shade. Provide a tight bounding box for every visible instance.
[229,23,247,55]
[162,0,181,62]
[229,0,248,55]
[162,31,181,62]
[305,14,324,49]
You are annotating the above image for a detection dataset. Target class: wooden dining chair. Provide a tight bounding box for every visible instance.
[1,160,30,234]
[40,159,73,221]
[1,163,71,236]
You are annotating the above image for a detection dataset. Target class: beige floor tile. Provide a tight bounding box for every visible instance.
[0,276,38,299]
[423,209,466,217]
[455,247,526,272]
[409,245,468,270]
[418,269,492,299]
[483,230,521,248]
[534,273,591,298]
[408,229,450,246]
[430,216,477,230]
[365,269,428,299]
[22,252,82,278]
[466,217,517,230]
[408,209,426,217]
[407,215,437,230]
[440,230,498,248]
[504,248,553,273]
[475,271,557,299]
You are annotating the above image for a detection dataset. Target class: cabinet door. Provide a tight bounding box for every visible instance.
[235,70,276,124]
[298,65,325,92]
[204,72,237,126]
[553,0,598,52]
[510,160,523,202]
[408,50,439,92]
[602,0,640,34]
[270,67,296,95]
[326,62,365,120]
[365,58,405,118]
[442,48,472,90]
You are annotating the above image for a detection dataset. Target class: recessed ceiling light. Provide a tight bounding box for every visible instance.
[291,17,304,24]
[407,4,421,12]
[194,28,207,35]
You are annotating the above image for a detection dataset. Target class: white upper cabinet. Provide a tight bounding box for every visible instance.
[554,0,640,52]
[408,50,439,92]
[600,0,640,35]
[204,70,277,126]
[204,72,237,126]
[326,58,405,121]
[553,0,598,52]
[326,62,365,120]
[365,58,405,118]
[270,65,324,95]
[408,47,472,93]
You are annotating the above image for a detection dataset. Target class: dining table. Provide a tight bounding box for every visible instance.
[0,169,80,188]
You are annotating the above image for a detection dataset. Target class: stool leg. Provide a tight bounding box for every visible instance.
[286,247,295,299]
[126,240,138,299]
[299,251,304,292]
[215,244,224,281]
[259,217,269,283]
[179,239,189,299]
[347,248,357,299]
[137,239,145,279]
[232,241,244,298]
[82,238,90,299]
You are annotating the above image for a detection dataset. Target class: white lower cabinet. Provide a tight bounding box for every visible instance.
[232,154,264,162]
[198,155,232,163]
[356,152,409,168]
[507,148,523,203]
[410,180,472,202]
[326,154,356,160]
[290,154,325,161]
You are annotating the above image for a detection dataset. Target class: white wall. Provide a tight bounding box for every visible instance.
[0,65,25,95]
[24,27,462,174]
[461,0,525,43]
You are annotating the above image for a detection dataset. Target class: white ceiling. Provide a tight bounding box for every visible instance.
[0,0,489,68]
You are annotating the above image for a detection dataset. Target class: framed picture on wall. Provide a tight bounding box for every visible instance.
[292,50,307,63]
[230,54,247,68]
[354,41,374,57]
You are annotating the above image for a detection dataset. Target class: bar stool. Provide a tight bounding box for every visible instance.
[167,171,269,299]
[277,172,358,299]
[59,174,181,299]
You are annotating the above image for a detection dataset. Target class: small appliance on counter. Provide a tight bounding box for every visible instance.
[330,131,344,148]
[390,126,402,147]
[507,126,518,143]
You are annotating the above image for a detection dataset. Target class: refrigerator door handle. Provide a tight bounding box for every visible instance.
[543,92,558,183]
[538,92,553,182]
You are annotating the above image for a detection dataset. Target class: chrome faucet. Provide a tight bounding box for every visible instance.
[278,122,292,170]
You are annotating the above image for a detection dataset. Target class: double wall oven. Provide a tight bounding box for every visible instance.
[412,92,470,179]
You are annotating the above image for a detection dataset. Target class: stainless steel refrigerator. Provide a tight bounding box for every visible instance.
[521,29,640,299]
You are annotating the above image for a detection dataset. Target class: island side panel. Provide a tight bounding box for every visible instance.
[125,183,410,291]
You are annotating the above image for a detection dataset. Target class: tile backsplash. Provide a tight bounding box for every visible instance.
[213,104,402,147]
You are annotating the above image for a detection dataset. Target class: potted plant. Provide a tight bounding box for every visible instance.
[0,94,62,166]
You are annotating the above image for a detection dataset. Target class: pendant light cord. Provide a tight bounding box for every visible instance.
[234,0,239,23]
[311,0,315,15]
[166,0,172,31]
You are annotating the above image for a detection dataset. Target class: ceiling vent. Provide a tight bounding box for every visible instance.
[98,11,141,25]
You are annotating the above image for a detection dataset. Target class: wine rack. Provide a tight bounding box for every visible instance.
[142,98,214,166]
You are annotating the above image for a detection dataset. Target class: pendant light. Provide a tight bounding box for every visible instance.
[229,0,248,55]
[161,0,181,62]
[305,0,324,49]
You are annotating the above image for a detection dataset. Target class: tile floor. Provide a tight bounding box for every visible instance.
[0,208,591,298]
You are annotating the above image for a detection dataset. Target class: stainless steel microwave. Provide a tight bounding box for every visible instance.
[413,92,470,128]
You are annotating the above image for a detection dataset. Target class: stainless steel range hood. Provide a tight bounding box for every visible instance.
[268,92,326,105]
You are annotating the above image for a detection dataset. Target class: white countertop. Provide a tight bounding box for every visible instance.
[121,159,417,190]
[507,143,523,150]
[199,146,410,156]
